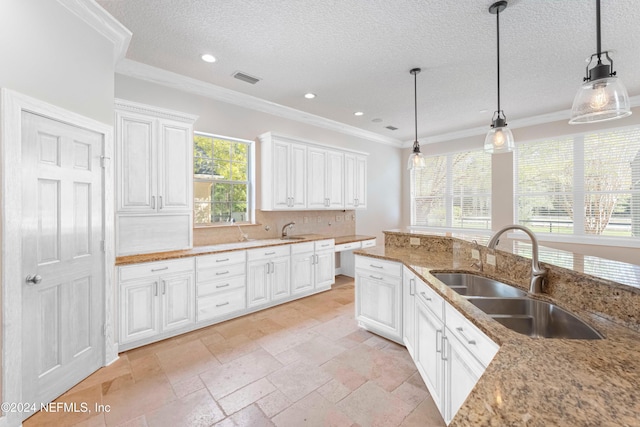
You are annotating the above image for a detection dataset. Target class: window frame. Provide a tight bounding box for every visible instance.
[410,148,492,232]
[193,132,255,227]
[513,123,640,248]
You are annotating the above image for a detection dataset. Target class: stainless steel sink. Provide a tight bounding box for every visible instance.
[280,236,306,241]
[467,297,603,340]
[432,273,527,297]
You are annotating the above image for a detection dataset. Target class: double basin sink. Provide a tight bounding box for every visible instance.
[432,273,603,340]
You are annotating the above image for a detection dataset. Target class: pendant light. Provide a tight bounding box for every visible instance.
[569,0,631,124]
[484,1,514,154]
[407,68,426,170]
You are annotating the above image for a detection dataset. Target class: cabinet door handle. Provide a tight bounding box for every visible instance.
[409,278,415,296]
[266,262,271,274]
[441,336,448,361]
[216,283,230,289]
[435,329,442,353]
[456,327,477,345]
[158,195,163,209]
[151,196,156,209]
[270,262,275,274]
[162,280,166,295]
[151,266,169,272]
[154,281,158,296]
[215,271,229,276]
[315,254,319,264]
[369,275,383,280]
[216,258,229,263]
[419,291,432,302]
[216,301,230,307]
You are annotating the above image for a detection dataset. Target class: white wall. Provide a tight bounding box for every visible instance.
[115,74,402,242]
[0,0,115,124]
[401,108,640,265]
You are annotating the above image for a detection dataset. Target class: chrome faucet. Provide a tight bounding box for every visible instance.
[281,222,295,238]
[487,225,547,294]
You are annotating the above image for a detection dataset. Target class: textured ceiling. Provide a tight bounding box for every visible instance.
[98,0,640,144]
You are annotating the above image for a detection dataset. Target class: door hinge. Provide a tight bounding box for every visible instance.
[100,156,111,168]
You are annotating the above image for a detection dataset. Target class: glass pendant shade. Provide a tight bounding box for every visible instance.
[484,124,514,153]
[407,149,426,170]
[569,76,631,124]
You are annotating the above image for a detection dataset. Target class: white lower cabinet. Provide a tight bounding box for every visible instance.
[247,245,291,308]
[195,251,247,323]
[354,256,402,343]
[405,266,499,425]
[290,239,335,294]
[119,258,195,348]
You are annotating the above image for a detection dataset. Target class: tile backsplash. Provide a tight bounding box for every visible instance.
[194,210,356,246]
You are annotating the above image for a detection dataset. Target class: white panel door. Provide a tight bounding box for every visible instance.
[344,153,357,209]
[272,141,290,209]
[446,332,483,423]
[315,250,335,289]
[326,150,344,209]
[355,155,367,208]
[247,260,270,307]
[402,268,417,357]
[21,112,104,409]
[271,257,291,301]
[291,252,314,294]
[116,112,156,213]
[161,272,195,332]
[307,147,327,209]
[290,143,307,209]
[120,279,160,344]
[415,298,445,414]
[158,120,192,212]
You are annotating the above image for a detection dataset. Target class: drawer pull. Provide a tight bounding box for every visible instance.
[369,275,383,280]
[215,258,230,263]
[151,266,169,272]
[370,264,384,269]
[419,291,432,302]
[216,283,230,288]
[216,302,230,307]
[321,244,330,247]
[265,251,276,255]
[215,271,230,276]
[456,327,477,345]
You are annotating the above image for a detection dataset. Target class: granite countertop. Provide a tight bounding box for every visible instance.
[354,245,640,426]
[115,234,376,266]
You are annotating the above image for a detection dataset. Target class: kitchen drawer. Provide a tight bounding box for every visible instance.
[119,257,194,282]
[247,245,290,261]
[197,250,246,270]
[445,304,499,367]
[335,241,361,252]
[315,239,335,251]
[290,241,315,255]
[415,278,444,321]
[197,288,246,322]
[197,262,246,283]
[361,239,376,248]
[355,255,401,277]
[197,275,246,297]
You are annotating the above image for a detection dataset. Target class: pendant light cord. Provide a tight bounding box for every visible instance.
[496,7,501,114]
[596,0,602,61]
[414,71,418,146]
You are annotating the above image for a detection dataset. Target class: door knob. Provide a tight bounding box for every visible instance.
[25,274,42,285]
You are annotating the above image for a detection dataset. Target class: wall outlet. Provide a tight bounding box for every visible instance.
[303,216,309,224]
[410,237,420,245]
[471,249,480,260]
[336,215,343,222]
[486,254,496,266]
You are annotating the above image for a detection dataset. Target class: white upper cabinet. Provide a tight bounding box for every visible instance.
[345,153,367,209]
[115,99,198,255]
[260,132,366,211]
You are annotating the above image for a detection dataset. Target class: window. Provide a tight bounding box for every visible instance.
[193,133,252,225]
[411,149,491,230]
[515,126,640,239]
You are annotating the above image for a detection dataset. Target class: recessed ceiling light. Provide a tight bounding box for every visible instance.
[372,118,383,123]
[304,93,316,99]
[201,54,216,63]
[354,111,364,116]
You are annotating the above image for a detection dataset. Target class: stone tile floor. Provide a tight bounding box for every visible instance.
[24,275,446,427]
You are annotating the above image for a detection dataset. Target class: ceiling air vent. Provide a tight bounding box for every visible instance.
[385,125,398,131]
[232,71,261,85]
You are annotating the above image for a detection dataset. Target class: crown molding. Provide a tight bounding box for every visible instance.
[114,98,199,123]
[115,59,403,147]
[402,94,640,148]
[56,0,132,62]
